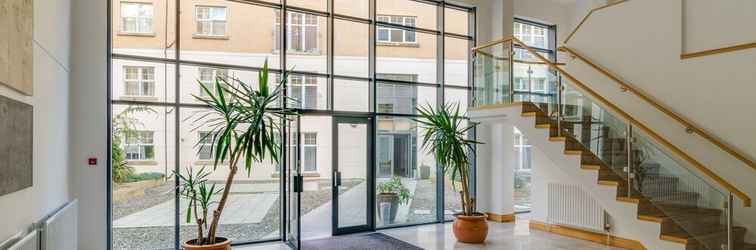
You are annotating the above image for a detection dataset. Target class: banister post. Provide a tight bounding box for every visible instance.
[626,124,633,198]
[727,193,734,250]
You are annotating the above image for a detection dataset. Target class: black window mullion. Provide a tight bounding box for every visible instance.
[435,0,445,224]
[327,0,335,111]
[173,0,182,248]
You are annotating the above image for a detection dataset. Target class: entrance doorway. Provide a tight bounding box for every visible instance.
[332,116,374,235]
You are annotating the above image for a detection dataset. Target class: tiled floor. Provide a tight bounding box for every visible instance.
[235,216,623,250]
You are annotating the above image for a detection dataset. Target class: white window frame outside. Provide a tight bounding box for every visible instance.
[197,131,214,160]
[123,66,155,97]
[514,130,532,172]
[377,15,417,44]
[514,22,548,50]
[198,67,229,97]
[275,11,320,54]
[124,131,155,161]
[302,132,318,172]
[121,2,154,34]
[285,75,319,109]
[195,5,228,37]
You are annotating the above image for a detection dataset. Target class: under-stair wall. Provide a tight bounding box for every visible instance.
[563,0,756,242]
[472,106,686,250]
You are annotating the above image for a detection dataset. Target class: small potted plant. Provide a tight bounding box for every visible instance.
[175,61,297,249]
[415,102,485,243]
[377,177,410,224]
[175,166,223,249]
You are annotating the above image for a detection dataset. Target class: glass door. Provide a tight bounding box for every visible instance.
[332,116,373,235]
[286,116,302,249]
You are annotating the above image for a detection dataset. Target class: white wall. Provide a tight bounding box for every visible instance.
[683,0,756,53]
[0,0,71,242]
[565,0,756,241]
[70,0,107,249]
[530,139,577,222]
[513,0,608,43]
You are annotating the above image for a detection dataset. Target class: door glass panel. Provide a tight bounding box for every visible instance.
[286,116,301,248]
[336,122,369,229]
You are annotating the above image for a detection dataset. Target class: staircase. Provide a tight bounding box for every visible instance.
[519,102,756,250]
[471,37,754,250]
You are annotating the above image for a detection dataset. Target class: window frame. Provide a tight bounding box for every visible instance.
[124,130,155,161]
[275,11,321,54]
[376,15,418,44]
[195,5,228,37]
[197,131,214,160]
[198,67,230,97]
[122,66,155,97]
[107,0,477,246]
[120,2,154,34]
[302,132,318,172]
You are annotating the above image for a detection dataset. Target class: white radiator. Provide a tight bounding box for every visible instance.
[38,200,78,250]
[7,230,38,250]
[547,183,608,232]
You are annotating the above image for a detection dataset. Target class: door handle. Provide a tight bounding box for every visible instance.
[334,171,342,187]
[294,175,303,193]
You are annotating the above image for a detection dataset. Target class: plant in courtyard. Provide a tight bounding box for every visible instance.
[112,106,156,183]
[376,177,411,224]
[415,102,487,243]
[179,60,297,247]
[378,177,411,204]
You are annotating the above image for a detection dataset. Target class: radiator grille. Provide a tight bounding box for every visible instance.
[547,183,607,232]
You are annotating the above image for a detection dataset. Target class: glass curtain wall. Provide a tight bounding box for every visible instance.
[109,0,475,248]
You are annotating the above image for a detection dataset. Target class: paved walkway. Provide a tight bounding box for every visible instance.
[113,193,278,228]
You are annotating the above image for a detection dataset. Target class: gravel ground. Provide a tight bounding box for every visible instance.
[444,182,464,220]
[113,178,363,249]
[113,181,175,220]
[404,179,437,225]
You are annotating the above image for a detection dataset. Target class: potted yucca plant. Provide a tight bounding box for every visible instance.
[415,102,484,243]
[176,61,297,249]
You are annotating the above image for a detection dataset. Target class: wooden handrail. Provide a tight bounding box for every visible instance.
[681,42,756,59]
[510,37,751,207]
[472,37,512,52]
[564,0,628,44]
[560,46,756,175]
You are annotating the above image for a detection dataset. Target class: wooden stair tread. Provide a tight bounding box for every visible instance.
[661,226,746,244]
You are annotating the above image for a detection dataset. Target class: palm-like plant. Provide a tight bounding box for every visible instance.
[175,166,222,245]
[112,106,156,183]
[185,61,297,244]
[415,102,481,216]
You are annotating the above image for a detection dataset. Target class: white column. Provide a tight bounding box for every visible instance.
[489,122,516,217]
[475,123,492,213]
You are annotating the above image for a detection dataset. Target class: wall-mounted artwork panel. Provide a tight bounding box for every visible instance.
[0,95,33,196]
[0,0,34,96]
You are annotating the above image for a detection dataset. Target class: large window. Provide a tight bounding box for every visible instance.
[377,15,416,44]
[195,6,227,37]
[110,0,475,248]
[123,66,155,97]
[121,2,153,34]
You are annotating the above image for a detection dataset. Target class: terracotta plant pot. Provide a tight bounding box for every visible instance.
[452,213,488,243]
[181,237,231,250]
